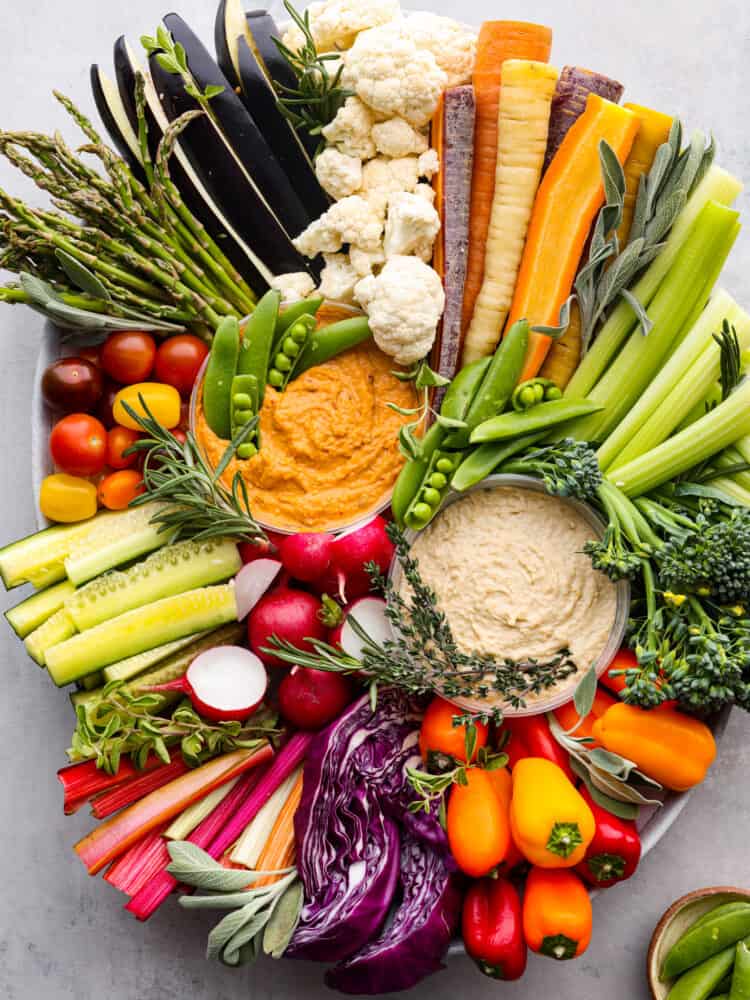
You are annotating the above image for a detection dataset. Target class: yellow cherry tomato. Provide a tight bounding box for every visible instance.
[113,382,181,430]
[39,473,98,523]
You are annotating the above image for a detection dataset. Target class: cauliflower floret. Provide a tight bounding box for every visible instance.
[371,117,428,158]
[350,244,385,276]
[354,256,444,364]
[321,96,377,160]
[318,253,360,304]
[315,148,363,201]
[418,148,440,180]
[414,182,436,205]
[343,22,447,127]
[383,191,440,262]
[282,0,401,53]
[293,195,384,257]
[269,271,317,301]
[360,154,420,214]
[405,12,477,87]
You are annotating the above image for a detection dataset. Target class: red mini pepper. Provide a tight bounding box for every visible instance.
[462,877,527,980]
[574,785,641,888]
[504,715,575,783]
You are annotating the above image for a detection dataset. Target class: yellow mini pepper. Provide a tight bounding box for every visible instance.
[510,758,595,868]
[592,704,716,792]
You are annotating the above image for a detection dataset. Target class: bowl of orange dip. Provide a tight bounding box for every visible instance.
[190,302,418,534]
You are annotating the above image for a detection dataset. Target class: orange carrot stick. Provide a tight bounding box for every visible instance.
[253,770,304,888]
[506,95,640,380]
[460,21,553,339]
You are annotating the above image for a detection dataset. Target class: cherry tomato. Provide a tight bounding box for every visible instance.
[98,469,145,510]
[49,414,108,477]
[39,474,98,523]
[106,426,141,469]
[77,345,102,368]
[171,428,188,445]
[113,382,181,430]
[179,400,190,430]
[154,334,209,396]
[101,332,156,384]
[41,358,103,414]
[96,379,122,428]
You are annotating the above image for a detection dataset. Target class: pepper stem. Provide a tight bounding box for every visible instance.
[546,821,583,858]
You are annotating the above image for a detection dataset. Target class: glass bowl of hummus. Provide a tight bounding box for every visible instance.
[189,302,418,535]
[390,474,630,718]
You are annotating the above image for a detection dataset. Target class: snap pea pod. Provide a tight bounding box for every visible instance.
[439,356,492,424]
[663,905,750,980]
[691,906,750,938]
[268,315,316,390]
[237,289,280,405]
[391,422,445,527]
[470,399,605,444]
[444,319,529,449]
[230,374,259,460]
[294,316,372,377]
[202,315,240,439]
[275,296,323,337]
[403,449,464,531]
[512,377,563,411]
[730,941,750,1000]
[451,432,545,492]
[667,941,746,1000]
[713,973,734,996]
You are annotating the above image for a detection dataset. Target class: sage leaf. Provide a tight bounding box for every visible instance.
[532,295,573,339]
[54,250,110,300]
[621,289,654,336]
[263,880,304,959]
[207,905,256,961]
[569,758,640,820]
[573,665,597,719]
[588,747,638,778]
[222,912,269,966]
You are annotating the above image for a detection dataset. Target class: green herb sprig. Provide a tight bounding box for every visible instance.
[70,680,278,775]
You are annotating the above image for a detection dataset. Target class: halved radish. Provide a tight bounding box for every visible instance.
[234,558,282,620]
[330,596,392,659]
[147,646,267,722]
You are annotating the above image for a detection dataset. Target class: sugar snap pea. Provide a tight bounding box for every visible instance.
[512,376,563,411]
[403,448,464,531]
[666,942,743,1000]
[230,374,259,459]
[470,398,605,444]
[439,356,492,424]
[662,905,750,980]
[391,422,445,527]
[294,316,372,377]
[274,296,323,337]
[730,940,750,1000]
[268,315,316,390]
[444,319,529,448]
[202,315,239,439]
[237,289,280,405]
[451,432,545,492]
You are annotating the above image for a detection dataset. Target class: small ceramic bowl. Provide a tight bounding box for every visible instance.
[647,886,750,999]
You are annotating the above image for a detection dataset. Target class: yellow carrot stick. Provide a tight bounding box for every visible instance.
[616,103,674,247]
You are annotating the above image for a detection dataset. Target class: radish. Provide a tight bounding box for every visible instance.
[278,531,335,582]
[329,596,392,659]
[315,516,395,601]
[238,531,283,563]
[146,646,267,722]
[248,587,327,667]
[234,559,282,620]
[278,667,355,730]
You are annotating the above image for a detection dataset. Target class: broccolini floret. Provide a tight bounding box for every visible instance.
[500,438,603,502]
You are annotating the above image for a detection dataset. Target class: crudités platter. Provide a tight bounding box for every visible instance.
[1,0,749,994]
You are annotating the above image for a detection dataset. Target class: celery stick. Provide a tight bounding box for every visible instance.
[566,165,744,400]
[700,476,750,506]
[599,291,750,470]
[715,448,750,492]
[610,379,750,497]
[164,778,239,841]
[566,201,740,443]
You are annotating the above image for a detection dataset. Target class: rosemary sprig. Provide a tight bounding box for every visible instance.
[123,399,268,545]
[716,319,742,401]
[265,523,577,708]
[69,680,278,775]
[272,1,354,145]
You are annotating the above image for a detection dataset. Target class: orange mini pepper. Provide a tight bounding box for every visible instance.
[591,703,716,792]
[510,758,595,868]
[447,768,511,877]
[523,866,592,960]
[419,696,489,764]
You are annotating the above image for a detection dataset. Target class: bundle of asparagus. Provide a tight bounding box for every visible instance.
[0,77,257,335]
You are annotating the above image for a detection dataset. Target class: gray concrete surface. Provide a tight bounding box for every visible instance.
[0,0,748,996]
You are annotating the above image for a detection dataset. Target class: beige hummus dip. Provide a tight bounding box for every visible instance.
[402,485,619,706]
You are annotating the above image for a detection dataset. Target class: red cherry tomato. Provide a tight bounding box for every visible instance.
[77,345,102,368]
[97,469,145,510]
[106,426,141,469]
[171,428,188,445]
[154,334,209,397]
[101,332,156,384]
[49,414,108,477]
[42,358,103,414]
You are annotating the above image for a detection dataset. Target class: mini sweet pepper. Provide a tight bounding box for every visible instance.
[574,785,641,888]
[523,866,592,960]
[462,877,527,980]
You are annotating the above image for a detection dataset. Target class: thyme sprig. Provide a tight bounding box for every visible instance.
[123,399,267,545]
[70,681,278,775]
[265,523,577,708]
[272,1,354,145]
